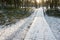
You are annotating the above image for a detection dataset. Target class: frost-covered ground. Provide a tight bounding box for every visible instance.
[45,15,60,40]
[25,8,56,40]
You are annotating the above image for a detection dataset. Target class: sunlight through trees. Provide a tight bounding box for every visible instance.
[0,0,60,8]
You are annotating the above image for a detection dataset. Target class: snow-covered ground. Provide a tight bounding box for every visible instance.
[0,7,60,40]
[45,15,60,40]
[0,8,36,40]
[24,8,56,40]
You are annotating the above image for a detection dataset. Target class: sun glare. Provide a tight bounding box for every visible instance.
[36,0,46,3]
[36,0,42,3]
[36,0,40,3]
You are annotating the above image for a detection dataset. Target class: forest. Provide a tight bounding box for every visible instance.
[0,0,60,26]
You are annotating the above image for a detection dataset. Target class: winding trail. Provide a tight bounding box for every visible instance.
[0,7,57,40]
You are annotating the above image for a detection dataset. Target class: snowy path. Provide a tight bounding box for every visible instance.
[0,7,57,40]
[24,8,56,40]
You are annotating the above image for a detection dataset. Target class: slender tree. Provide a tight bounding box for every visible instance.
[34,0,37,8]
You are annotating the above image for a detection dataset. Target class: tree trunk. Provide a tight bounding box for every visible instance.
[35,0,37,8]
